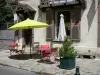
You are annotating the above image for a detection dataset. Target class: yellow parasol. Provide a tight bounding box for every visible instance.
[8,18,49,58]
[8,18,49,30]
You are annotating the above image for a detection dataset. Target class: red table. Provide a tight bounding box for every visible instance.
[38,45,57,62]
[39,44,50,52]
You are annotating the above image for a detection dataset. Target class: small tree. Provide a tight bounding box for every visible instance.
[59,37,76,58]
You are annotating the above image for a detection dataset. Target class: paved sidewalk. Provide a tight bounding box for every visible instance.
[0,50,100,75]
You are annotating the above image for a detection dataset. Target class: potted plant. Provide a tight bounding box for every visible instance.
[59,37,76,70]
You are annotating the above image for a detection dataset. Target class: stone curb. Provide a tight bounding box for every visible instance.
[0,62,54,75]
[0,63,12,67]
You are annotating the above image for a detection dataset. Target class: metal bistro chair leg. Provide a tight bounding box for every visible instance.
[10,50,12,56]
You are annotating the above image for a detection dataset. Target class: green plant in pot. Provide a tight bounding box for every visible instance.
[59,37,76,70]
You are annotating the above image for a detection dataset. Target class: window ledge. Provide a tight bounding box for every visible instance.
[53,39,64,43]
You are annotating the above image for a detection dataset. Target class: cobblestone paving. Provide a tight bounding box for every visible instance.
[0,50,100,75]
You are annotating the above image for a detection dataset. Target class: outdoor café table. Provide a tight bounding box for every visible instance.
[39,46,56,62]
[38,45,53,60]
[39,46,51,56]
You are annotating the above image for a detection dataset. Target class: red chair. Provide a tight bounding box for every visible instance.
[41,51,51,57]
[39,45,56,62]
[9,42,25,55]
[9,42,18,47]
[41,51,56,63]
[51,47,57,52]
[9,42,18,55]
[39,45,51,59]
[39,45,51,51]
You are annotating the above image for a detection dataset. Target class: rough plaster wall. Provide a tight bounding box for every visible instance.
[0,30,15,50]
[34,12,48,45]
[18,0,99,56]
[19,0,48,45]
[53,0,99,54]
[17,30,23,49]
[74,0,98,55]
[30,0,49,44]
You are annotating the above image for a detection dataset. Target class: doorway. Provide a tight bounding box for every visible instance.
[56,10,71,37]
[16,4,36,46]
[23,29,32,45]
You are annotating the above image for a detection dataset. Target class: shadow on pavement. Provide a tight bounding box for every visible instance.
[37,59,55,64]
[35,72,54,75]
[9,54,41,60]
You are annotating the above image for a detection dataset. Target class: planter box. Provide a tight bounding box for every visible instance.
[60,57,75,70]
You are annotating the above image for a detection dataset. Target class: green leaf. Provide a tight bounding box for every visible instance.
[0,5,13,23]
[59,37,76,58]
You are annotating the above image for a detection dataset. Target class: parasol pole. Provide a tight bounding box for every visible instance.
[30,29,33,58]
[30,36,32,58]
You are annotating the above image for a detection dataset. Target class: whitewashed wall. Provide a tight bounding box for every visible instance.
[18,0,99,56]
[0,30,15,50]
[19,0,48,45]
[28,0,99,55]
[74,0,98,56]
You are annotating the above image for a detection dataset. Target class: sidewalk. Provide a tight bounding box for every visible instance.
[0,50,100,75]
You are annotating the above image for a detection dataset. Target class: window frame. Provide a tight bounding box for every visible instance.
[53,7,81,42]
[54,9,71,41]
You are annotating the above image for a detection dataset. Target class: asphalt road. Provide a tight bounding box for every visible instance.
[0,65,37,75]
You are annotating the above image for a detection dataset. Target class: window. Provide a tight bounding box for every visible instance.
[56,10,71,38]
[46,7,81,41]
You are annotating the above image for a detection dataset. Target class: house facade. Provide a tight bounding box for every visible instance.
[38,0,99,57]
[0,0,100,57]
